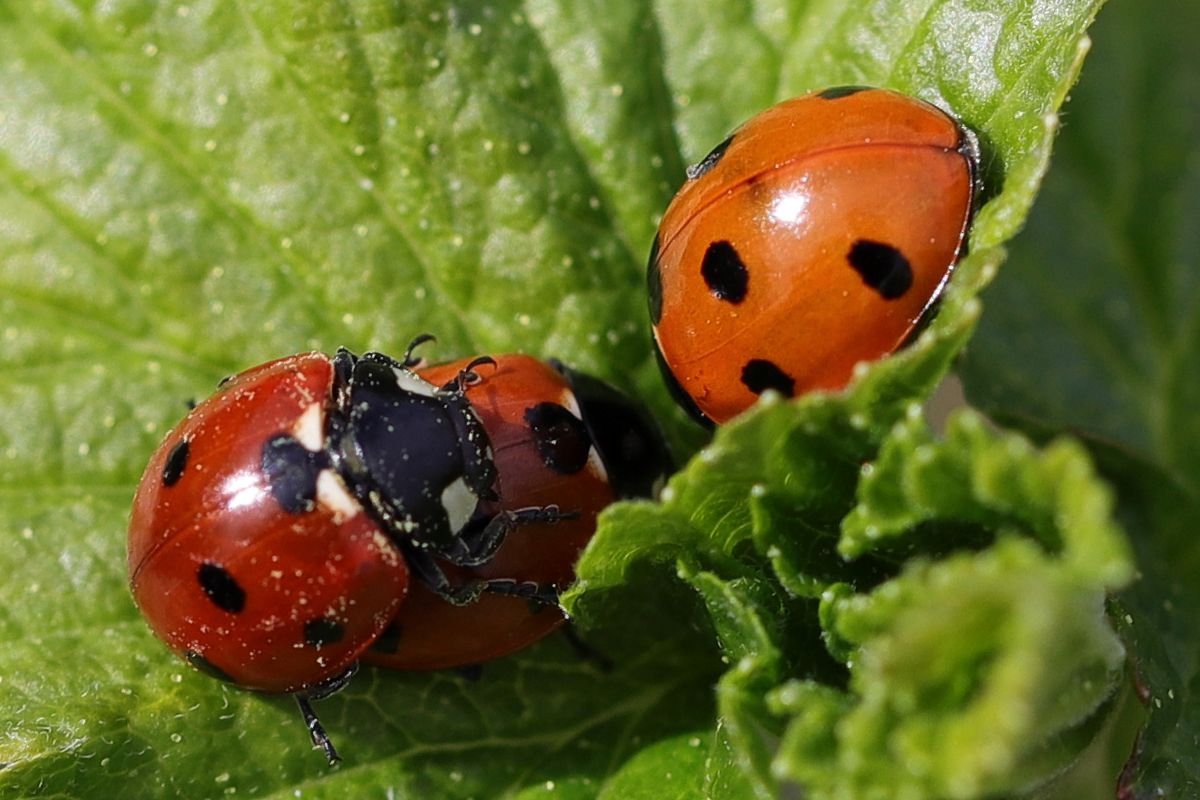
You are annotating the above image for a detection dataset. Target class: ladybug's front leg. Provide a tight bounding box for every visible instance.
[405,548,486,606]
[443,505,580,568]
[479,578,561,609]
[405,547,562,611]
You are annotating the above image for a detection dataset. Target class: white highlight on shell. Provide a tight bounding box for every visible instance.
[221,470,265,511]
[768,190,809,226]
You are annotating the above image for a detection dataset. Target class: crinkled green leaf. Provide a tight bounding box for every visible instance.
[680,566,791,800]
[778,539,1125,800]
[788,411,1131,799]
[577,405,1135,798]
[841,409,1133,588]
[957,0,1200,793]
[0,0,1138,798]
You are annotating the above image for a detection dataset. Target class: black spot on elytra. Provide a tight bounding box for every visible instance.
[741,360,796,398]
[197,563,246,614]
[525,402,592,475]
[700,241,749,304]
[847,240,913,300]
[686,133,735,180]
[262,434,328,514]
[162,439,189,487]
[647,234,664,325]
[369,621,403,654]
[817,85,872,100]
[304,617,346,649]
[185,650,236,683]
[552,364,675,498]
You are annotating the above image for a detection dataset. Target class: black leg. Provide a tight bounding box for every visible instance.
[481,578,561,609]
[445,505,580,567]
[405,547,562,611]
[295,695,341,766]
[292,664,357,765]
[405,548,487,606]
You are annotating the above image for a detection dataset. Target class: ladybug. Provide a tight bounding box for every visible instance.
[364,353,670,671]
[128,338,668,762]
[648,86,980,425]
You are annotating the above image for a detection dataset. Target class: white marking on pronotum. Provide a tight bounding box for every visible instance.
[317,470,361,522]
[291,403,324,450]
[440,476,478,533]
[392,366,439,398]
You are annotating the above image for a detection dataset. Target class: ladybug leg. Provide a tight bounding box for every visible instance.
[480,578,562,610]
[293,664,357,766]
[295,695,341,766]
[446,505,581,568]
[404,547,488,606]
[405,546,564,611]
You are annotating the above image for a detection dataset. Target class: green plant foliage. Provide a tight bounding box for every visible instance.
[2,0,1188,797]
[958,0,1200,795]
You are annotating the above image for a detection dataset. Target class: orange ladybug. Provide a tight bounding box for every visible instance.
[648,86,979,425]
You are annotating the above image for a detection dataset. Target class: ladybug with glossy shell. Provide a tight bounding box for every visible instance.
[128,337,669,763]
[648,86,980,425]
[365,353,668,671]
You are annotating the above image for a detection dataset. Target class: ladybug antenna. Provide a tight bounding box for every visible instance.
[402,333,437,367]
[295,694,341,766]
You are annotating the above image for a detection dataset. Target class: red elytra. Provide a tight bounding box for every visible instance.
[128,353,410,694]
[648,86,978,425]
[363,354,615,671]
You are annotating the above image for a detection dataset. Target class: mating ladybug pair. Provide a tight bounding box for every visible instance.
[128,340,669,762]
[129,85,979,762]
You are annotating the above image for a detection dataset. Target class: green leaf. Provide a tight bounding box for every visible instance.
[778,411,1132,800]
[1099,451,1200,799]
[0,0,1134,798]
[840,410,1133,588]
[574,404,1135,798]
[960,0,1200,495]
[777,539,1126,800]
[957,0,1200,794]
